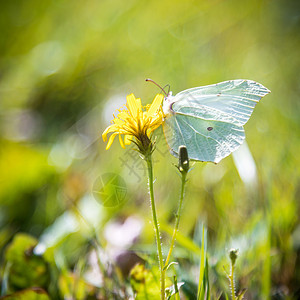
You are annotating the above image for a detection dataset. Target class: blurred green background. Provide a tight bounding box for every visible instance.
[0,0,299,299]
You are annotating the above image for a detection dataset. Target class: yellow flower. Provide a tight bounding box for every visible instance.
[102,93,164,154]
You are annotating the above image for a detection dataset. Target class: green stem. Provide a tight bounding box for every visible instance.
[146,154,165,300]
[164,172,187,269]
[230,264,236,300]
[174,276,180,300]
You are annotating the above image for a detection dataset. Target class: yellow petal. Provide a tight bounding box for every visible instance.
[126,93,139,117]
[150,112,163,125]
[125,117,138,132]
[124,135,132,145]
[148,124,159,134]
[119,134,125,149]
[117,111,131,121]
[136,98,142,111]
[113,117,125,126]
[106,133,118,150]
[102,124,119,141]
[147,94,164,117]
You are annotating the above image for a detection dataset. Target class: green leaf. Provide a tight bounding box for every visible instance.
[58,271,96,300]
[130,264,160,300]
[0,287,50,300]
[197,225,210,300]
[4,234,50,292]
[181,280,197,300]
[165,277,184,300]
[163,261,178,271]
[237,288,247,300]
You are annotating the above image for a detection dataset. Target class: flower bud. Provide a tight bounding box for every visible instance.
[178,145,189,173]
[229,248,239,266]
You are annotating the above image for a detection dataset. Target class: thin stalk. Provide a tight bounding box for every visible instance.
[229,264,236,300]
[174,276,180,300]
[164,172,187,269]
[146,154,165,300]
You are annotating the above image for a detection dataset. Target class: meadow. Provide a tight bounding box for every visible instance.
[0,0,299,299]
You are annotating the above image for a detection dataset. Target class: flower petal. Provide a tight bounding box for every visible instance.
[119,134,125,149]
[117,111,131,121]
[106,133,118,150]
[113,117,125,126]
[147,94,164,117]
[102,124,119,141]
[126,93,139,117]
[136,97,142,111]
[124,135,132,145]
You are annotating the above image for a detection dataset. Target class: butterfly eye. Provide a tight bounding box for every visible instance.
[207,127,213,131]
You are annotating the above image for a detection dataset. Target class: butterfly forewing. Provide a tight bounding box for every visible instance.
[173,79,270,126]
[172,99,242,126]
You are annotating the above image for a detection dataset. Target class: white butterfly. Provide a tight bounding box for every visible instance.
[156,79,270,163]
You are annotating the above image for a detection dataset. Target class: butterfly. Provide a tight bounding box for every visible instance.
[160,79,270,163]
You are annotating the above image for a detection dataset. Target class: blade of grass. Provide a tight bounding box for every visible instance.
[197,224,207,300]
[205,259,210,300]
[262,214,271,299]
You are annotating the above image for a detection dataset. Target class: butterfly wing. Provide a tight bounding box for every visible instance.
[173,79,270,126]
[163,79,270,163]
[163,107,245,163]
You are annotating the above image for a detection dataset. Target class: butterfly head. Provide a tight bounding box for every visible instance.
[163,91,175,116]
[145,78,175,116]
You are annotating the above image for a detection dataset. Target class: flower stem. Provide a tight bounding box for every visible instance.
[228,249,238,300]
[146,154,165,300]
[164,172,187,269]
[230,264,236,300]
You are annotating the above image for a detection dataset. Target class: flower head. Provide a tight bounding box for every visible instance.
[102,93,164,156]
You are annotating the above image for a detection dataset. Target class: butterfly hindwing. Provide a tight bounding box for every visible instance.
[163,111,245,163]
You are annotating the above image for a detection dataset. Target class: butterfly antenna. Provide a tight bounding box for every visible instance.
[145,78,168,96]
[163,84,170,95]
